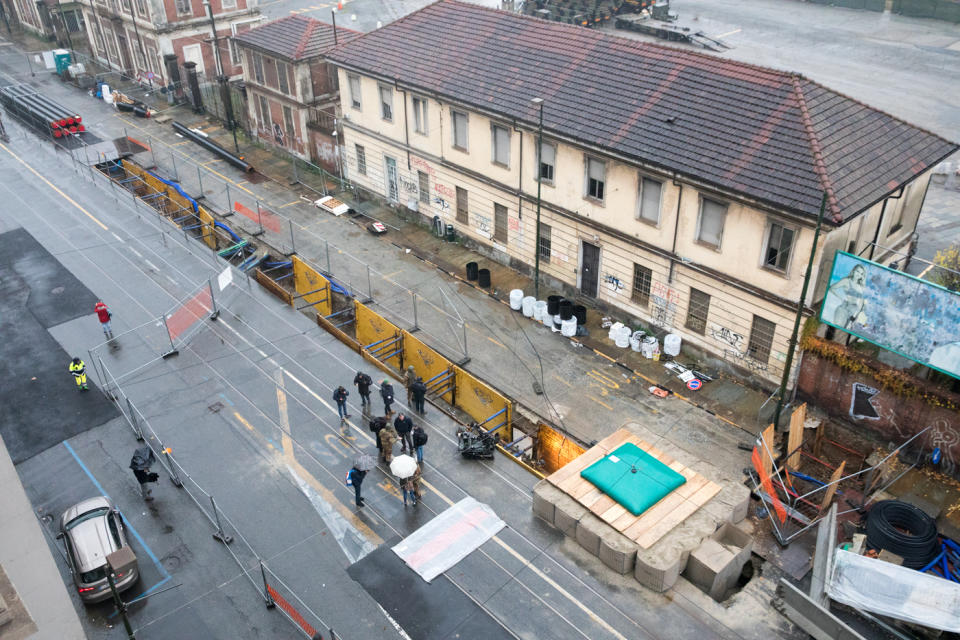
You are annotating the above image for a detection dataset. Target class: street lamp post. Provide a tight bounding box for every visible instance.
[531,97,544,299]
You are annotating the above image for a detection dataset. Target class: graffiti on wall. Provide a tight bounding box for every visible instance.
[398,176,419,194]
[650,282,680,328]
[710,324,744,349]
[849,383,881,420]
[475,214,492,236]
[432,196,449,212]
[603,274,625,295]
[724,348,769,373]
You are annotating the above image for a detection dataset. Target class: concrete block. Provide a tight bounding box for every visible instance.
[635,540,687,592]
[712,521,753,567]
[575,513,607,557]
[598,530,637,574]
[532,481,557,526]
[685,521,753,600]
[553,494,588,537]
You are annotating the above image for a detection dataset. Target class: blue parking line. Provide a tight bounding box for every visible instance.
[62,441,169,579]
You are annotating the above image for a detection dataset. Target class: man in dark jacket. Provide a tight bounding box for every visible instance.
[370,415,388,459]
[353,371,373,409]
[348,466,367,507]
[394,412,414,454]
[333,385,350,420]
[380,379,395,416]
[411,377,427,415]
[412,424,428,464]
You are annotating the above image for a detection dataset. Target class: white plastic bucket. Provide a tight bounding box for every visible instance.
[561,317,577,337]
[615,332,630,348]
[533,300,547,322]
[509,289,524,311]
[552,314,562,332]
[608,321,623,341]
[542,308,553,327]
[521,296,536,318]
[664,333,682,357]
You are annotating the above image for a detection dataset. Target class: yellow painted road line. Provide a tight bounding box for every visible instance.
[588,395,613,410]
[0,142,109,230]
[173,140,191,146]
[919,263,935,278]
[203,159,224,165]
[382,270,403,278]
[236,180,249,185]
[552,374,571,387]
[278,200,301,208]
[487,336,505,348]
[587,369,620,389]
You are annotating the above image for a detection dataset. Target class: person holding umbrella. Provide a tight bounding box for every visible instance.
[390,454,419,506]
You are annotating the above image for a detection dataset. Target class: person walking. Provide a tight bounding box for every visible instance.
[407,465,423,505]
[394,412,414,454]
[333,385,350,420]
[369,415,388,460]
[404,365,417,405]
[379,423,397,464]
[129,447,159,502]
[353,371,373,409]
[348,465,367,507]
[411,377,427,415]
[69,357,88,391]
[412,424,428,464]
[380,379,395,416]
[402,473,417,507]
[94,301,113,339]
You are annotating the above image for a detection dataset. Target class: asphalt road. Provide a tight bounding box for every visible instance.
[0,109,799,638]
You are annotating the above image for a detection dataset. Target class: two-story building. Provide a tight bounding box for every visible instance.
[6,0,86,43]
[233,15,360,169]
[80,0,260,86]
[326,0,957,387]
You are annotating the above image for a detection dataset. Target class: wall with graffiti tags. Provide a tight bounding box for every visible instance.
[798,351,960,476]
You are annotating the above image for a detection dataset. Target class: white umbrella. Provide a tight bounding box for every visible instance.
[390,455,418,479]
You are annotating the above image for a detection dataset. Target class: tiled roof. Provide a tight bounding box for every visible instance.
[327,0,957,222]
[234,15,361,62]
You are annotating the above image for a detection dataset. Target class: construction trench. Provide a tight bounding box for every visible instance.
[88,136,960,637]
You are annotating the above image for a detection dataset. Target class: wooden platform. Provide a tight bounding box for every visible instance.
[545,428,721,549]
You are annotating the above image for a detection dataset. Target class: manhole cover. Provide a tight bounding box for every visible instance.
[208,401,224,413]
[51,286,64,295]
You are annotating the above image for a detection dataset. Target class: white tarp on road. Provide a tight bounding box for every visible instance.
[828,549,960,632]
[393,497,505,582]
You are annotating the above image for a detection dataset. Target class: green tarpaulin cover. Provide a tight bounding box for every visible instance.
[580,442,686,516]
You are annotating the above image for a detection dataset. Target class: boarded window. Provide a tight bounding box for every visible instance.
[418,170,430,204]
[748,315,776,363]
[257,95,269,129]
[697,198,727,248]
[355,144,366,175]
[632,264,652,307]
[277,61,289,94]
[538,223,551,264]
[456,187,468,224]
[452,110,468,150]
[282,105,295,145]
[685,288,710,335]
[493,203,508,244]
[638,176,662,224]
[252,52,264,84]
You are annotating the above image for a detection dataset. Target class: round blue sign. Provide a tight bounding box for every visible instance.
[686,378,702,391]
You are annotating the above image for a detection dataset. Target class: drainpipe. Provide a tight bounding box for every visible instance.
[396,79,410,171]
[667,175,683,283]
[868,186,904,260]
[513,117,522,220]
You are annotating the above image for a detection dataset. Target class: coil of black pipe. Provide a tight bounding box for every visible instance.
[865,500,939,569]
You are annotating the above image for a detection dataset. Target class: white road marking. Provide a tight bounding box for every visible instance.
[713,28,741,38]
[112,232,125,243]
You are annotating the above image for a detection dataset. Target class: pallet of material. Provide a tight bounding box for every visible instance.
[545,428,721,549]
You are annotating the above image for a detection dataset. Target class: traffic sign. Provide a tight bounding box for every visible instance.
[686,378,702,391]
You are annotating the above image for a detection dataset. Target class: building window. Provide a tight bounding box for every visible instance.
[697,197,727,249]
[451,110,468,151]
[257,95,269,128]
[175,0,190,15]
[412,96,428,135]
[418,170,430,204]
[888,196,906,235]
[277,61,290,95]
[538,223,551,264]
[348,74,361,110]
[537,141,555,183]
[134,0,147,16]
[252,52,264,84]
[491,123,510,167]
[631,264,652,307]
[763,221,795,272]
[222,0,236,7]
[456,186,468,224]
[379,85,393,121]
[493,203,508,244]
[355,144,366,175]
[283,105,295,145]
[585,156,605,201]
[229,39,240,66]
[685,288,710,335]
[747,315,776,364]
[637,176,662,225]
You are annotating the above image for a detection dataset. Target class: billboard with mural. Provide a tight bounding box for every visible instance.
[820,251,960,379]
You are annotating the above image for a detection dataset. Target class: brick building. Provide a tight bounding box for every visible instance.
[233,15,360,169]
[80,0,260,86]
[327,0,957,387]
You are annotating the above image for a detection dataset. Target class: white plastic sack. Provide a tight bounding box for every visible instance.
[828,549,960,632]
[393,497,505,582]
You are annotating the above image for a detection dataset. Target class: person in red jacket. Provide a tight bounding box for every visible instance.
[94,301,112,338]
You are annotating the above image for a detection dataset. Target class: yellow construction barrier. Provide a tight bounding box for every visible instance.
[197,206,217,250]
[402,330,454,403]
[355,301,402,368]
[454,367,512,442]
[292,256,331,317]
